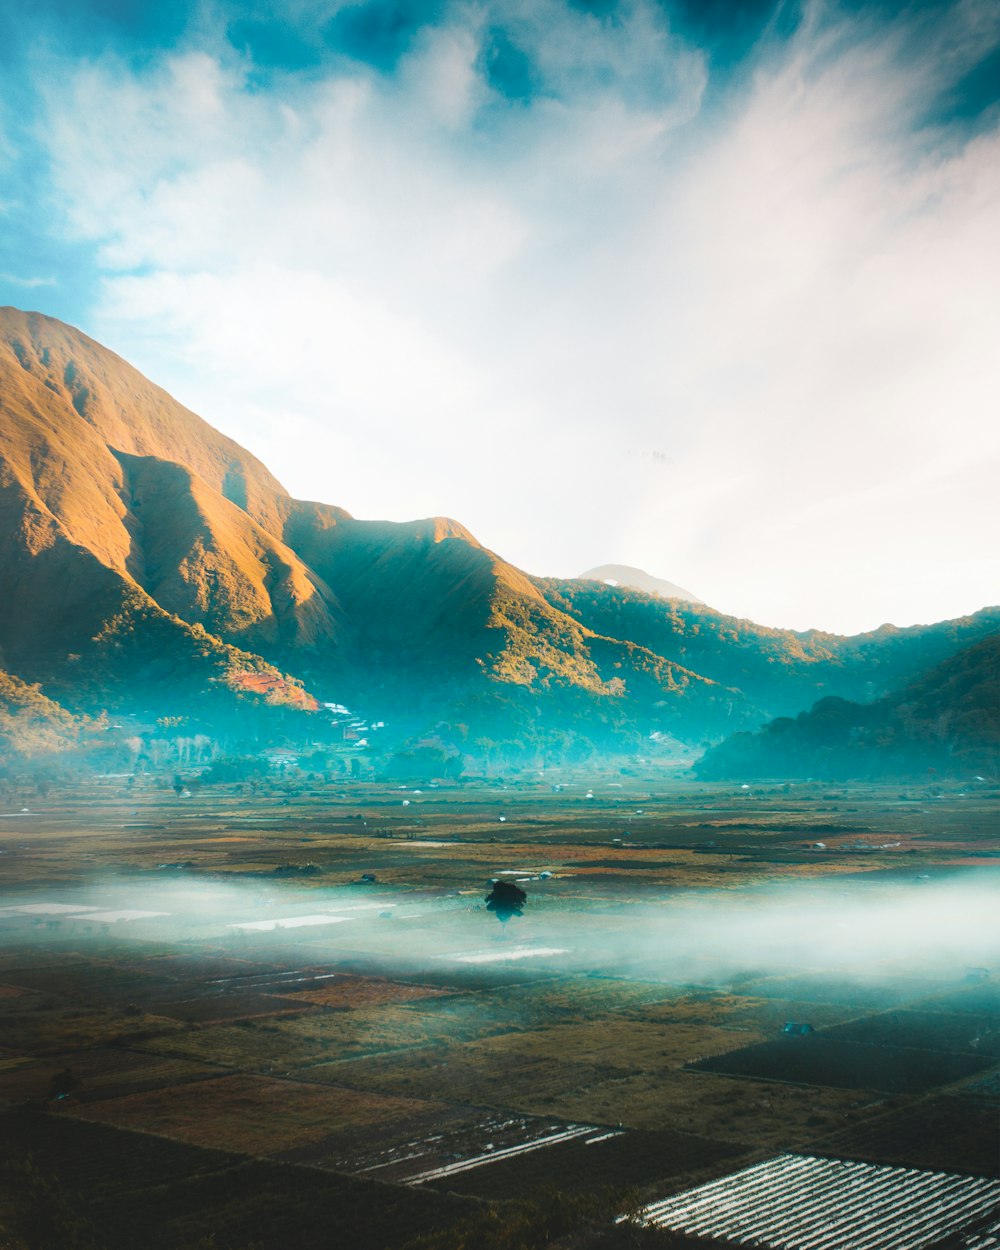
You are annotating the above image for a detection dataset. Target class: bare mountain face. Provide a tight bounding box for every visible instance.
[0,308,347,657]
[1,307,997,762]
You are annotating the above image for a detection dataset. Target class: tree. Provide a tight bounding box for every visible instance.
[49,1067,79,1099]
[485,879,526,927]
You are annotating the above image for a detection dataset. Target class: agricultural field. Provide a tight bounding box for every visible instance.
[0,771,997,1248]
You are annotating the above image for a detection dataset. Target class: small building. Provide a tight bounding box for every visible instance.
[782,1021,814,1036]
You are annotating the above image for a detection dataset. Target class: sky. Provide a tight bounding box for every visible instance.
[0,0,998,635]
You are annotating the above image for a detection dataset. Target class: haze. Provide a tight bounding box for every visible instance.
[1,0,998,633]
[5,871,998,991]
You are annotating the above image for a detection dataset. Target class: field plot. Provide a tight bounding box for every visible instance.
[297,1112,625,1185]
[526,1066,876,1147]
[0,957,179,1002]
[487,1017,762,1069]
[924,984,1000,1018]
[0,1047,218,1107]
[312,1033,626,1106]
[0,1110,473,1250]
[145,990,316,1023]
[634,990,859,1033]
[281,973,454,1009]
[133,1018,349,1070]
[270,1100,484,1171]
[263,995,524,1060]
[128,952,287,980]
[413,1123,747,1199]
[68,1072,446,1155]
[821,1009,1000,1056]
[473,975,680,1019]
[640,1153,1000,1249]
[690,1034,995,1093]
[0,1002,183,1055]
[818,1094,1000,1176]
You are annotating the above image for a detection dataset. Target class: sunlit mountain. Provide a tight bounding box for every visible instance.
[1,306,997,770]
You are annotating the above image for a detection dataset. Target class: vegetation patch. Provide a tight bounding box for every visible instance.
[689,1035,995,1094]
[820,1009,1000,1055]
[68,1073,441,1155]
[817,1094,1000,1176]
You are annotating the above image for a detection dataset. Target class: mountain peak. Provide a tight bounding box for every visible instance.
[578,564,703,605]
[0,306,288,535]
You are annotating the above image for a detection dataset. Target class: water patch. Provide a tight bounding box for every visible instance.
[450,946,570,964]
[228,914,352,932]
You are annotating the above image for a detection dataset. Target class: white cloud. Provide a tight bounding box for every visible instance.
[0,272,56,287]
[34,0,1000,633]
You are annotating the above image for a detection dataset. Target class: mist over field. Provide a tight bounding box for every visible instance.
[1,773,997,1249]
[6,869,998,988]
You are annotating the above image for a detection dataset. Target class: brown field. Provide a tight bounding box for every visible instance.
[70,1072,445,1154]
[0,772,997,1248]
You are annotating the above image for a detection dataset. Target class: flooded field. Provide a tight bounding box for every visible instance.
[0,772,997,1248]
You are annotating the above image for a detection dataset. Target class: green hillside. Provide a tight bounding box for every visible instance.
[696,635,1000,780]
[540,579,1000,717]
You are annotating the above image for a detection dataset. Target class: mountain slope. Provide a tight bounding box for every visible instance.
[0,308,750,746]
[0,309,349,671]
[0,307,287,530]
[696,635,1000,779]
[0,668,83,757]
[0,306,995,761]
[285,509,749,740]
[539,579,1000,720]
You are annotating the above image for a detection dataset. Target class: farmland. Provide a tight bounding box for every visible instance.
[0,770,997,1248]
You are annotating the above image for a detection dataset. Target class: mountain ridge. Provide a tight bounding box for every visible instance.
[1,307,996,769]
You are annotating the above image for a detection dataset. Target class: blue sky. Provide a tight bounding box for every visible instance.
[1,0,998,632]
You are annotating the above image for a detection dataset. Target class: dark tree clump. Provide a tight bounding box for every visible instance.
[485,879,527,926]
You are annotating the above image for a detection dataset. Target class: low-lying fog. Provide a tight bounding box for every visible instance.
[3,870,998,992]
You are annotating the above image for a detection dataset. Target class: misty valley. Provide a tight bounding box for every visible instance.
[0,314,997,1248]
[0,771,997,1249]
[2,0,1000,1240]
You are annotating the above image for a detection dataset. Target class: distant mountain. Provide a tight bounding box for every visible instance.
[1,306,997,769]
[696,635,1000,779]
[539,579,1000,722]
[578,564,703,604]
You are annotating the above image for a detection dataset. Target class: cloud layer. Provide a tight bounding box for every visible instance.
[6,0,1000,631]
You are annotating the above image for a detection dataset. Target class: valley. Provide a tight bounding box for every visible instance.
[1,772,997,1248]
